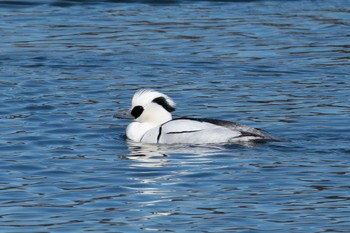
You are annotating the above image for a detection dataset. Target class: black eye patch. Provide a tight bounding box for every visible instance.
[152,97,175,112]
[131,106,144,119]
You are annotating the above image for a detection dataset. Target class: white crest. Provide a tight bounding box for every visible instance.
[132,89,176,110]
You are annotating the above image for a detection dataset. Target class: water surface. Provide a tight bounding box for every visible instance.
[0,0,350,232]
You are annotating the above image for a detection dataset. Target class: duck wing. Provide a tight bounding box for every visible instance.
[186,118,275,140]
[141,118,275,144]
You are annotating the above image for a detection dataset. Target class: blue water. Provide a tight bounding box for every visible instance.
[1,0,350,232]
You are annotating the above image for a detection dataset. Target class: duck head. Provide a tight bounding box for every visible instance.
[130,89,176,125]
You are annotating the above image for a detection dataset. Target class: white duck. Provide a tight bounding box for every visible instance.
[126,89,278,144]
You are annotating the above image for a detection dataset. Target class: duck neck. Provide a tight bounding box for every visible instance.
[153,111,172,125]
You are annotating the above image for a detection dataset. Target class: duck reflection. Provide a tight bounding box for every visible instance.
[121,134,269,167]
[123,140,231,167]
[125,139,246,157]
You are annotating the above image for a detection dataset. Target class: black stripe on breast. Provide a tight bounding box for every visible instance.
[166,130,201,134]
[157,126,163,143]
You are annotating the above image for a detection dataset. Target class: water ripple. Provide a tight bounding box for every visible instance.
[1,0,350,232]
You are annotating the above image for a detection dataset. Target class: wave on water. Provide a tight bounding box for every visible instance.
[0,0,296,8]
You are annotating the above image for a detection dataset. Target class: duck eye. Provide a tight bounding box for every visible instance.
[131,106,144,119]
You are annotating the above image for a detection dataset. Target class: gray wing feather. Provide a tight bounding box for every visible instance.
[177,118,275,140]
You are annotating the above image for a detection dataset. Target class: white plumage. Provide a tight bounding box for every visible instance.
[126,89,277,144]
